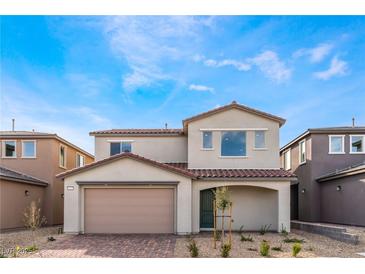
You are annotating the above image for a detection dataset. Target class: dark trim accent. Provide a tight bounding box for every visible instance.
[317,167,365,182]
[197,177,297,182]
[0,175,48,187]
[76,180,180,185]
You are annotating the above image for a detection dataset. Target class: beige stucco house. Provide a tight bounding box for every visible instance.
[58,101,296,235]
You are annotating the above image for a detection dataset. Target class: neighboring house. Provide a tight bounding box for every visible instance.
[58,101,296,235]
[0,131,94,230]
[280,127,365,226]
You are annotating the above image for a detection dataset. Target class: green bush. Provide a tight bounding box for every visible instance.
[221,243,231,258]
[260,224,271,235]
[240,235,253,242]
[260,241,270,257]
[292,243,302,257]
[280,224,288,236]
[283,237,305,243]
[25,245,38,253]
[187,239,199,258]
[271,244,283,252]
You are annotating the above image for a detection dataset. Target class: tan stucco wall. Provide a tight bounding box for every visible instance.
[94,136,188,163]
[63,157,192,234]
[192,180,291,233]
[0,179,46,230]
[187,108,281,168]
[0,137,94,226]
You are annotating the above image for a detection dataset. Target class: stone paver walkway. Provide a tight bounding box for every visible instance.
[30,234,177,258]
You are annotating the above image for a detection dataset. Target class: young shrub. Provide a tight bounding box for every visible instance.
[187,239,199,258]
[214,187,231,242]
[240,235,253,242]
[260,241,270,257]
[283,237,305,244]
[259,224,271,235]
[271,244,283,252]
[280,224,288,236]
[292,243,302,257]
[23,200,47,248]
[220,243,231,258]
[214,231,222,241]
[25,245,38,253]
[12,246,21,258]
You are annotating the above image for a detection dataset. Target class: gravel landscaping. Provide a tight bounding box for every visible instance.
[174,229,365,258]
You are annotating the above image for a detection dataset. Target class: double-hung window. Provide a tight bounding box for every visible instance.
[110,141,132,156]
[202,131,213,149]
[329,135,345,154]
[283,149,291,170]
[221,131,246,157]
[350,135,365,153]
[3,140,16,158]
[59,144,67,168]
[76,153,85,168]
[299,140,306,164]
[22,140,36,158]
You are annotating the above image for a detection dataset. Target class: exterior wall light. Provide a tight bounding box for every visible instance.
[301,188,306,194]
[336,186,342,191]
[61,193,64,198]
[25,190,30,196]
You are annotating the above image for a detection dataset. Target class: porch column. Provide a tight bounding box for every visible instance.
[277,185,291,232]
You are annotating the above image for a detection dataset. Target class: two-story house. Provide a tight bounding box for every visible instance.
[58,102,296,235]
[0,131,94,230]
[280,127,365,226]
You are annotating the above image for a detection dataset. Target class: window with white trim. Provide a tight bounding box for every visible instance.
[202,131,213,149]
[59,144,67,168]
[221,131,246,156]
[3,140,16,158]
[299,140,306,164]
[329,135,344,154]
[76,153,85,168]
[254,130,266,149]
[350,135,365,153]
[22,140,36,158]
[110,141,132,156]
[283,149,291,170]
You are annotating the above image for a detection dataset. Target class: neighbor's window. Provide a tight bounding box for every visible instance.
[22,140,36,158]
[329,135,344,154]
[121,141,132,153]
[59,145,66,168]
[110,142,120,156]
[221,131,246,156]
[299,140,306,164]
[3,140,16,158]
[254,130,266,149]
[202,131,213,149]
[76,153,85,168]
[350,135,364,153]
[283,150,291,170]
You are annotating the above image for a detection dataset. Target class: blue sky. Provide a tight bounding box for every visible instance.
[1,16,365,153]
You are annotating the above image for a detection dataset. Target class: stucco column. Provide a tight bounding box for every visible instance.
[277,185,290,232]
[176,179,193,235]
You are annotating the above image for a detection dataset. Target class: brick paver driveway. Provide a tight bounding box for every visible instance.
[31,234,177,258]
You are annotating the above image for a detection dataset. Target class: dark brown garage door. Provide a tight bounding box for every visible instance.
[84,188,174,233]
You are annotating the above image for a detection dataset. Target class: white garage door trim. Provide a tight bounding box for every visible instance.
[80,185,177,234]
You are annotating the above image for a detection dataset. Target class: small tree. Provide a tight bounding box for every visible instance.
[214,187,231,243]
[23,200,47,247]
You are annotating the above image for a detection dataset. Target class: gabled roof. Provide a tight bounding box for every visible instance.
[0,166,48,186]
[182,101,286,132]
[316,161,365,182]
[166,163,296,179]
[0,131,94,158]
[56,152,197,179]
[90,128,184,136]
[280,126,365,153]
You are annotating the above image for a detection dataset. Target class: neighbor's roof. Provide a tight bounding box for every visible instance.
[166,163,296,179]
[56,152,197,179]
[0,166,48,186]
[316,161,365,182]
[90,128,184,136]
[182,101,286,131]
[280,126,365,153]
[0,131,94,159]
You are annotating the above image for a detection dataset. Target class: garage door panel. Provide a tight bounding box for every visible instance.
[84,188,174,234]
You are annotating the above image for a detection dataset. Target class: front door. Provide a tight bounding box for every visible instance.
[200,189,215,229]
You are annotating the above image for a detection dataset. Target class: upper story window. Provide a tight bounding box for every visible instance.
[221,131,246,157]
[202,131,213,149]
[2,140,16,158]
[22,140,36,158]
[283,149,291,170]
[110,141,132,156]
[329,135,344,154]
[59,144,67,168]
[76,153,85,168]
[350,135,365,154]
[254,130,266,149]
[299,140,306,164]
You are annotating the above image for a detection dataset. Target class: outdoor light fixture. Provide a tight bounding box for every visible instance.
[336,186,342,191]
[24,190,30,196]
[301,188,306,194]
[61,193,64,198]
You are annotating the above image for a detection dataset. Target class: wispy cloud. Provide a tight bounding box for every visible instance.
[248,51,292,82]
[293,43,334,63]
[314,56,349,80]
[65,73,111,97]
[188,84,215,93]
[203,58,251,71]
[103,16,215,93]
